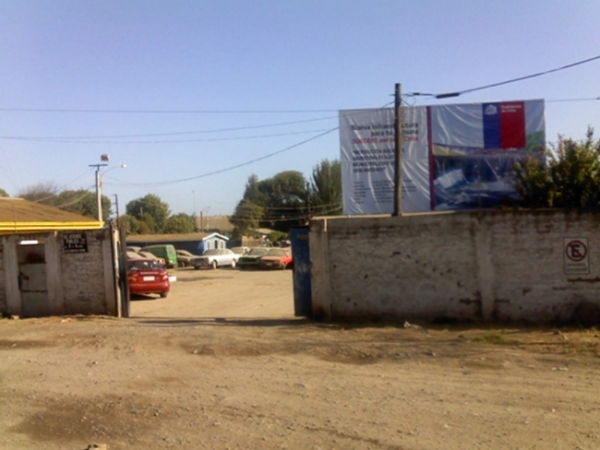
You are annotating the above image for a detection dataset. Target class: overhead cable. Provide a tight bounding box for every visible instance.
[2,128,335,145]
[0,116,337,141]
[431,54,600,99]
[103,127,339,187]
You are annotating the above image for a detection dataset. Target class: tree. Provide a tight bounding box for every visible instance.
[0,188,9,197]
[230,200,265,237]
[260,171,307,208]
[118,214,140,235]
[17,182,60,203]
[230,172,309,235]
[126,194,171,233]
[258,171,308,231]
[514,128,600,208]
[164,213,196,234]
[18,183,112,221]
[54,189,111,221]
[309,159,342,216]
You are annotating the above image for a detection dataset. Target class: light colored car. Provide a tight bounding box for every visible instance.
[127,251,144,260]
[176,249,199,267]
[138,251,166,267]
[191,248,239,270]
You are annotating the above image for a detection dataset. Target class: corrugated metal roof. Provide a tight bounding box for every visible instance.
[0,198,103,233]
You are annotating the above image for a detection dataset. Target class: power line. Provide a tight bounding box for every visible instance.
[0,107,341,114]
[2,128,333,145]
[403,55,600,99]
[234,202,342,211]
[104,127,339,187]
[546,97,600,103]
[0,116,338,141]
[232,205,343,223]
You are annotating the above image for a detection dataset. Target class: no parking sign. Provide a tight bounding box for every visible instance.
[564,238,589,275]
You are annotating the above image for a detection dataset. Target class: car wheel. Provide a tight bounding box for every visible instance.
[231,260,236,269]
[211,260,218,270]
[160,292,168,298]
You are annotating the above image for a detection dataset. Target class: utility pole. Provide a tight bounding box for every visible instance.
[306,182,312,222]
[192,190,198,231]
[89,163,108,221]
[393,83,403,217]
[113,194,119,222]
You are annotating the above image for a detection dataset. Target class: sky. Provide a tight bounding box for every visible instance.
[1,0,599,217]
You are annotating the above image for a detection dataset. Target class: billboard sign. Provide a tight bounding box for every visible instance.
[340,99,545,214]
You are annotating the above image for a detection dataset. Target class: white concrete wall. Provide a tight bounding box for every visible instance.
[59,229,117,316]
[1,229,117,317]
[310,210,600,324]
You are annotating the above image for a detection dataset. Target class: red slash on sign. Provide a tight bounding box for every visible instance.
[565,240,587,262]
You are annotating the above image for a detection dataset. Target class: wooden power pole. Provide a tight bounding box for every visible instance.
[393,83,403,216]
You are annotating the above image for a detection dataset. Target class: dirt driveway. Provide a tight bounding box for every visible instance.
[1,268,600,450]
[131,267,295,319]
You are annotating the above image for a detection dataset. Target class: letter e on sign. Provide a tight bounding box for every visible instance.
[564,238,589,275]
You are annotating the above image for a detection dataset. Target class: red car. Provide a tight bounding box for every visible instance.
[258,248,293,270]
[128,259,170,298]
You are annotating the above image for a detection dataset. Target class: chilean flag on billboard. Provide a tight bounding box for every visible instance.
[483,101,526,149]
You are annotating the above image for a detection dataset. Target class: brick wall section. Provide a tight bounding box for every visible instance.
[310,210,600,324]
[59,229,112,315]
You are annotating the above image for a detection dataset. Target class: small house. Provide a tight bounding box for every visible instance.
[0,198,123,318]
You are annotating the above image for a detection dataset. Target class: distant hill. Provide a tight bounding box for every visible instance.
[195,214,234,233]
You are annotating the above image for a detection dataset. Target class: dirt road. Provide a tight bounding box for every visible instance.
[131,267,295,319]
[1,268,600,450]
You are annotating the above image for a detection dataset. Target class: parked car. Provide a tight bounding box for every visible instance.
[138,251,166,267]
[258,248,293,270]
[140,244,178,268]
[176,249,198,267]
[237,247,269,270]
[127,251,144,260]
[231,246,250,256]
[127,258,170,298]
[127,246,142,253]
[191,248,239,270]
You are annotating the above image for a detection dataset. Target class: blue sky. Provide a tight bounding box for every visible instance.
[1,0,599,216]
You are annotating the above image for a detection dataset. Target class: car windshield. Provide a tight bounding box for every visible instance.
[266,249,287,257]
[128,260,162,270]
[203,249,220,256]
[247,248,268,256]
[231,247,245,254]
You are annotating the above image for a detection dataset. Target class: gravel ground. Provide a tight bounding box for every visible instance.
[1,269,599,450]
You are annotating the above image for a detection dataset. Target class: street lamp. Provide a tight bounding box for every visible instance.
[89,159,126,222]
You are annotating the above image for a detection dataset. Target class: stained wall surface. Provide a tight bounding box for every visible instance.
[310,210,600,323]
[1,229,117,318]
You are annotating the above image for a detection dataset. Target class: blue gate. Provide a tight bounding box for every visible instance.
[290,227,312,317]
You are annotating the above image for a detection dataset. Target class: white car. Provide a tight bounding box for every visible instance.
[191,249,239,270]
